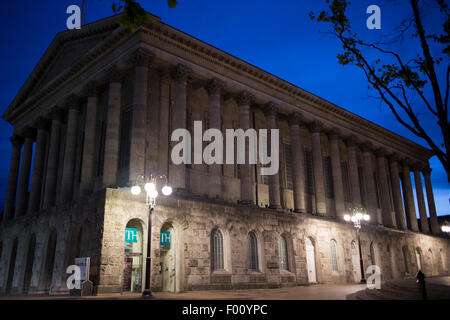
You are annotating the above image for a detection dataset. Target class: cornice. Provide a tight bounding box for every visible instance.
[138,17,433,160]
[4,12,433,162]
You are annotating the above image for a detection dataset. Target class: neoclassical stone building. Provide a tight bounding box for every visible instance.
[0,13,448,295]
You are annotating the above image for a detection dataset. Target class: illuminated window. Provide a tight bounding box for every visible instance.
[248,232,259,270]
[278,235,289,271]
[211,229,224,271]
[330,239,339,272]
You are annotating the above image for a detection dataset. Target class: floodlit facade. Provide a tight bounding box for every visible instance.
[0,13,448,295]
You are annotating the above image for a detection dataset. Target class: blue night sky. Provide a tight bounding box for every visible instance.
[0,1,448,216]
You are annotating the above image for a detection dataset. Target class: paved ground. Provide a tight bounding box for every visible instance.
[0,283,366,300]
[1,277,448,300]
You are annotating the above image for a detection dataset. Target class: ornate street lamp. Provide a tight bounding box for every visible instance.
[130,174,172,297]
[344,208,370,284]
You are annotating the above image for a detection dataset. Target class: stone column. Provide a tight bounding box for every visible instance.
[15,128,35,217]
[329,128,345,219]
[3,135,23,221]
[236,91,255,204]
[158,70,171,177]
[389,154,407,230]
[345,136,362,208]
[375,148,395,227]
[401,160,419,232]
[129,49,153,184]
[60,97,79,203]
[413,165,430,233]
[206,78,225,198]
[103,69,123,188]
[27,118,49,215]
[263,102,281,209]
[361,142,381,224]
[310,120,326,215]
[288,112,306,213]
[170,64,192,191]
[43,108,64,209]
[422,167,439,235]
[79,83,98,196]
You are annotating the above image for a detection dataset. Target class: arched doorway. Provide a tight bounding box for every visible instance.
[42,229,57,293]
[160,222,176,292]
[305,237,317,283]
[23,234,36,294]
[122,220,143,293]
[6,238,18,294]
[351,241,361,282]
[415,248,423,271]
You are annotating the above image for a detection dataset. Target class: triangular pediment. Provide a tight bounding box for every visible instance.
[4,15,122,119]
[31,33,111,95]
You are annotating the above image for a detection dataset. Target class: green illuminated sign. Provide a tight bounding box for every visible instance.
[125,228,138,243]
[160,231,170,245]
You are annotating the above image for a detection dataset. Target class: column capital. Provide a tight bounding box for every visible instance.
[10,135,24,147]
[107,66,126,83]
[388,153,401,162]
[84,82,99,98]
[263,102,279,117]
[206,78,225,96]
[65,94,80,111]
[288,112,304,126]
[400,158,412,168]
[360,141,373,153]
[49,107,65,122]
[411,162,426,172]
[235,91,254,106]
[344,135,358,147]
[172,64,192,82]
[375,147,387,158]
[159,67,172,81]
[129,48,155,67]
[21,126,36,141]
[328,127,342,141]
[309,120,323,133]
[35,117,50,131]
[422,166,432,176]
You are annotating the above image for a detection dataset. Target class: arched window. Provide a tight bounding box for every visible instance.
[248,232,258,270]
[428,249,434,274]
[416,248,422,271]
[330,240,339,272]
[441,248,447,272]
[370,242,376,265]
[211,229,224,271]
[402,246,410,274]
[278,235,289,271]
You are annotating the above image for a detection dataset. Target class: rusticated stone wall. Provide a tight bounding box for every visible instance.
[1,187,448,295]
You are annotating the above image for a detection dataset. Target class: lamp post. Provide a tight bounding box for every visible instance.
[344,208,370,284]
[131,174,172,297]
